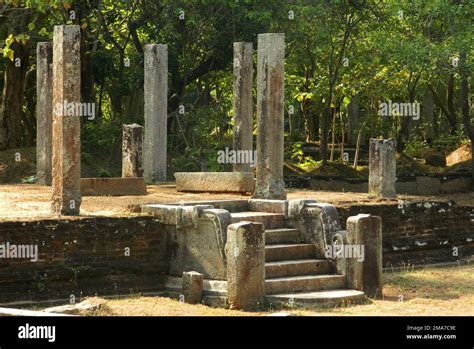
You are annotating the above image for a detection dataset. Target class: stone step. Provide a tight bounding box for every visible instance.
[230,211,286,229]
[265,244,317,262]
[265,228,301,245]
[265,259,332,278]
[266,289,366,306]
[265,275,346,295]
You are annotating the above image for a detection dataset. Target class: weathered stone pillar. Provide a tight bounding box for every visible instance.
[225,221,265,310]
[122,124,144,178]
[36,42,53,185]
[51,25,81,215]
[182,271,203,304]
[423,93,434,142]
[368,138,396,198]
[253,33,286,200]
[346,214,382,298]
[233,42,254,173]
[144,44,168,183]
[347,95,359,146]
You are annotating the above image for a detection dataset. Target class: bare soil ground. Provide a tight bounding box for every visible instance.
[75,265,474,316]
[2,184,474,221]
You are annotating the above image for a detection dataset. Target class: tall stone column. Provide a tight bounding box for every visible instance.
[253,33,286,200]
[347,95,359,146]
[423,93,434,142]
[144,44,168,183]
[233,42,254,173]
[368,138,396,198]
[225,222,265,311]
[36,42,53,185]
[122,124,144,178]
[51,25,81,215]
[346,214,383,298]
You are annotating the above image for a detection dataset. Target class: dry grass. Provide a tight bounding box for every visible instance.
[81,265,474,316]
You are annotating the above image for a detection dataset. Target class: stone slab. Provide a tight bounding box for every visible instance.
[175,172,254,193]
[81,177,147,196]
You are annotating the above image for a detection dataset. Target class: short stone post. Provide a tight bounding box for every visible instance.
[346,214,382,298]
[144,44,168,183]
[51,25,81,215]
[368,138,396,198]
[253,33,286,200]
[36,42,53,185]
[182,271,204,304]
[122,124,144,178]
[233,42,254,173]
[225,221,265,310]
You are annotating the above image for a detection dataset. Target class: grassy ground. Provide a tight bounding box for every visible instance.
[82,265,474,316]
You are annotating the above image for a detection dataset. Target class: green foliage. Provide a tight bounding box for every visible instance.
[1,0,473,172]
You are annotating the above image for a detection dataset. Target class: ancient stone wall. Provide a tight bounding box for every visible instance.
[337,202,474,266]
[0,217,169,303]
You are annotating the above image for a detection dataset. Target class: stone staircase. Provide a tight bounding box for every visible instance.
[230,211,366,306]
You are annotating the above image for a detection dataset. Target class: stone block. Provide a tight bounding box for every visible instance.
[182,271,204,304]
[225,221,265,310]
[122,123,144,178]
[175,172,254,193]
[346,214,382,298]
[369,138,396,198]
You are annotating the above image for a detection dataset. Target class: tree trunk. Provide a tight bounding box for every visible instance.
[0,40,30,150]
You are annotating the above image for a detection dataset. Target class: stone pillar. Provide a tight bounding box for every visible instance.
[182,271,203,304]
[253,33,286,200]
[36,42,53,185]
[368,138,396,198]
[346,214,382,298]
[225,221,265,310]
[51,25,81,215]
[233,42,254,173]
[347,95,359,146]
[122,124,144,178]
[144,44,168,183]
[423,93,434,142]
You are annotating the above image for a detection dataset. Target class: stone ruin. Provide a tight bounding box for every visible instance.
[33,26,383,310]
[143,198,382,310]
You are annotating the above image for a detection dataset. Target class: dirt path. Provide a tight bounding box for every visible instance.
[1,183,473,221]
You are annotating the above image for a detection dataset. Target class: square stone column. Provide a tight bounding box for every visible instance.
[225,221,265,310]
[346,214,383,298]
[182,271,204,305]
[122,123,144,178]
[369,138,396,198]
[347,95,361,146]
[233,42,254,172]
[51,25,81,215]
[144,44,168,183]
[36,42,53,185]
[253,33,286,200]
